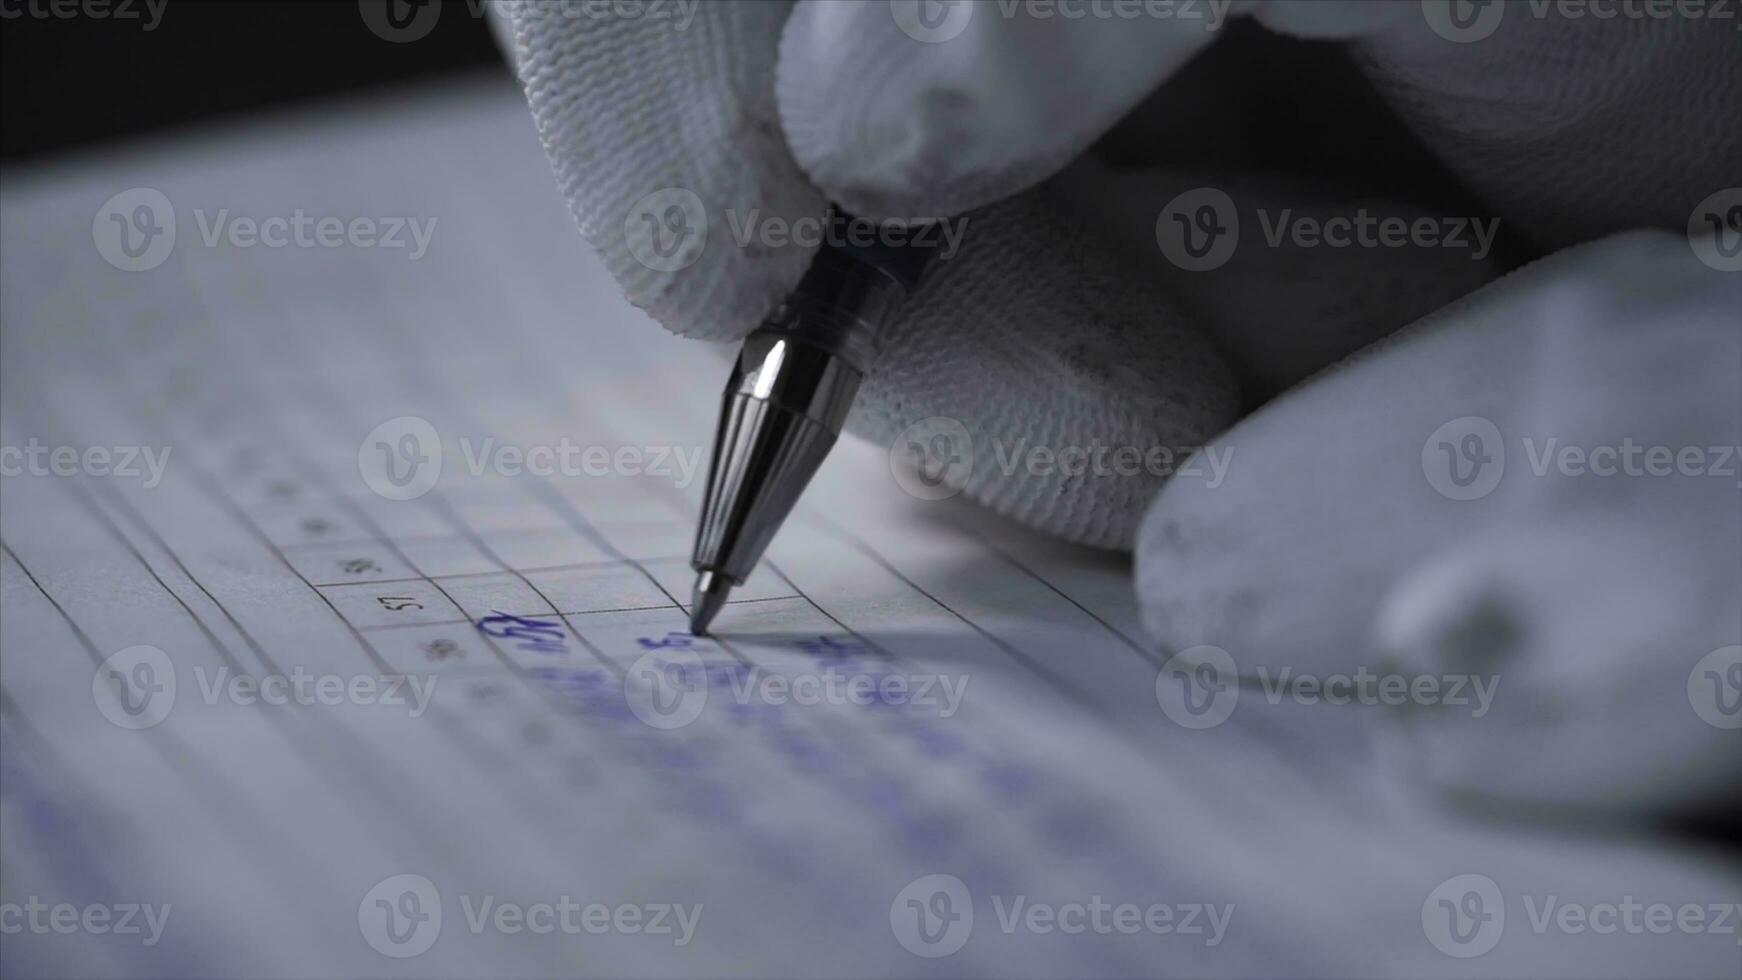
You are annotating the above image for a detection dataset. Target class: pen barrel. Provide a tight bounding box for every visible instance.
[689,333,863,584]
[690,226,932,588]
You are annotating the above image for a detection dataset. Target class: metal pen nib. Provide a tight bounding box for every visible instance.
[689,569,733,635]
[689,221,933,635]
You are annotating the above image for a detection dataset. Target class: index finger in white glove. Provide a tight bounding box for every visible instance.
[507,0,822,342]
[1372,255,1742,818]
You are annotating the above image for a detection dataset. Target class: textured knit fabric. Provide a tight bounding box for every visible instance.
[506,0,1739,550]
[506,0,1242,548]
[1138,230,1741,815]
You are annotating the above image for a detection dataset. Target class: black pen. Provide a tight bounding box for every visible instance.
[688,211,937,633]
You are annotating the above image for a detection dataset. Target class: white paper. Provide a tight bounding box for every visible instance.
[1,79,1735,979]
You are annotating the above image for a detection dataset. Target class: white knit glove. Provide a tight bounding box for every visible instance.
[503,0,1736,580]
[1141,230,1742,818]
[504,0,1741,823]
[498,0,1580,547]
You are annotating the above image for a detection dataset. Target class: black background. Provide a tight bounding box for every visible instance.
[5,0,1477,219]
[1,0,504,162]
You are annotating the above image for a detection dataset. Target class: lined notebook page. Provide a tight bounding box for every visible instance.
[1,78,1732,980]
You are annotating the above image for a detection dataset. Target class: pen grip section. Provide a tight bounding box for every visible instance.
[732,330,862,432]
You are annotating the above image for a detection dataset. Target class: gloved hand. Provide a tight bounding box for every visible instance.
[504,0,1742,819]
[497,0,1571,547]
[502,2,1733,549]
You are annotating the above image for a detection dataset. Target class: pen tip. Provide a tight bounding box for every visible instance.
[689,570,732,635]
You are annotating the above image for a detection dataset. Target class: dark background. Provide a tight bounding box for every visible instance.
[5,0,1475,220]
[1,0,504,162]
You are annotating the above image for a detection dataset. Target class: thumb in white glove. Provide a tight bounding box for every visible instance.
[1374,242,1742,818]
[1137,230,1741,818]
